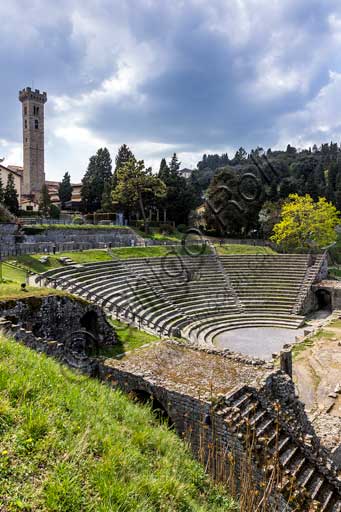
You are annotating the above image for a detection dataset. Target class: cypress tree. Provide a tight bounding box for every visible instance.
[0,173,4,203]
[39,183,51,216]
[81,148,112,212]
[4,173,19,214]
[58,171,72,208]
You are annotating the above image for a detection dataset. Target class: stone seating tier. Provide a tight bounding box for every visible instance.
[39,254,321,343]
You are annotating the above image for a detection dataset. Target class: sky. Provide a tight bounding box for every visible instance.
[1,0,341,183]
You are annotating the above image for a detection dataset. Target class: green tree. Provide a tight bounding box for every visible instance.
[158,158,170,181]
[113,144,135,188]
[335,170,341,212]
[233,147,247,163]
[39,183,51,216]
[169,153,180,174]
[115,144,135,172]
[205,166,262,237]
[81,148,112,212]
[113,158,166,231]
[4,173,19,214]
[58,172,72,208]
[50,204,60,219]
[0,173,4,203]
[157,153,199,225]
[101,179,114,212]
[258,201,282,238]
[270,194,339,250]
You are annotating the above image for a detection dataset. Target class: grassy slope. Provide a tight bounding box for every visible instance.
[0,282,69,300]
[23,224,126,231]
[216,244,276,255]
[6,244,272,278]
[0,336,236,512]
[104,319,161,358]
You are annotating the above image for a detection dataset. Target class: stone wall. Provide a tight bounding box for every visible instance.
[24,227,139,245]
[0,223,18,248]
[1,322,340,510]
[0,294,116,347]
[0,226,142,257]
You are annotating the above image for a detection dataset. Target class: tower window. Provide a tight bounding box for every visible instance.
[25,120,27,129]
[33,105,40,116]
[35,119,39,129]
[24,106,27,115]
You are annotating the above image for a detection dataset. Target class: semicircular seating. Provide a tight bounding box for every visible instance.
[37,253,324,346]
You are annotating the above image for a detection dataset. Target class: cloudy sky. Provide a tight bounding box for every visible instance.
[1,0,341,182]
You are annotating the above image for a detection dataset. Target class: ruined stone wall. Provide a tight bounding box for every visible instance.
[1,321,340,510]
[24,227,140,246]
[0,295,116,347]
[0,223,18,248]
[0,226,142,257]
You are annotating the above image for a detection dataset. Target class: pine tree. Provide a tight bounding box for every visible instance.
[158,158,170,181]
[169,153,181,174]
[81,148,112,212]
[335,171,341,212]
[113,144,134,188]
[327,162,338,202]
[4,173,19,214]
[313,162,326,198]
[115,144,135,172]
[112,158,166,230]
[101,179,114,212]
[58,171,72,208]
[305,171,318,201]
[39,183,51,216]
[0,173,4,203]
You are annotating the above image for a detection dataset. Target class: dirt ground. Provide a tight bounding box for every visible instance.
[293,317,341,449]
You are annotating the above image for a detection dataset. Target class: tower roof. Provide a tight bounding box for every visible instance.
[19,87,47,103]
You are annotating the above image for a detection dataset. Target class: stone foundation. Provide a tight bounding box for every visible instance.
[0,294,116,347]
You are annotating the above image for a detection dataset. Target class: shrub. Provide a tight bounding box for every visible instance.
[0,204,16,223]
[50,204,60,219]
[72,215,84,225]
[177,224,187,233]
[160,223,175,235]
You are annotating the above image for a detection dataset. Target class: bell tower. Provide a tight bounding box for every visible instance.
[19,87,47,197]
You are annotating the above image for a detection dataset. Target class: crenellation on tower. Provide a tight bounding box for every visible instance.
[19,86,47,198]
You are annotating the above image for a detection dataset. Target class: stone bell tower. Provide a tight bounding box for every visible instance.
[19,87,47,198]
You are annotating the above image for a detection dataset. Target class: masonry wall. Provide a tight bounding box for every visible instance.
[0,295,116,347]
[0,225,142,257]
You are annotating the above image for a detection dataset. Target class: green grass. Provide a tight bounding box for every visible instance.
[0,335,236,511]
[2,264,27,283]
[102,319,160,358]
[0,281,69,300]
[292,338,315,358]
[106,245,212,259]
[215,244,276,255]
[328,267,341,279]
[5,243,273,279]
[23,224,127,231]
[131,227,184,242]
[292,324,338,359]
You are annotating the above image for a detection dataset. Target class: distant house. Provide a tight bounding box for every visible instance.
[0,163,22,202]
[179,168,193,180]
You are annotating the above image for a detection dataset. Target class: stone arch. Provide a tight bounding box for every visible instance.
[80,310,99,336]
[130,389,174,427]
[315,289,332,311]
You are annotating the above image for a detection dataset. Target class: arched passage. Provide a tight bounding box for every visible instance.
[316,289,332,311]
[80,310,99,336]
[130,389,174,427]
